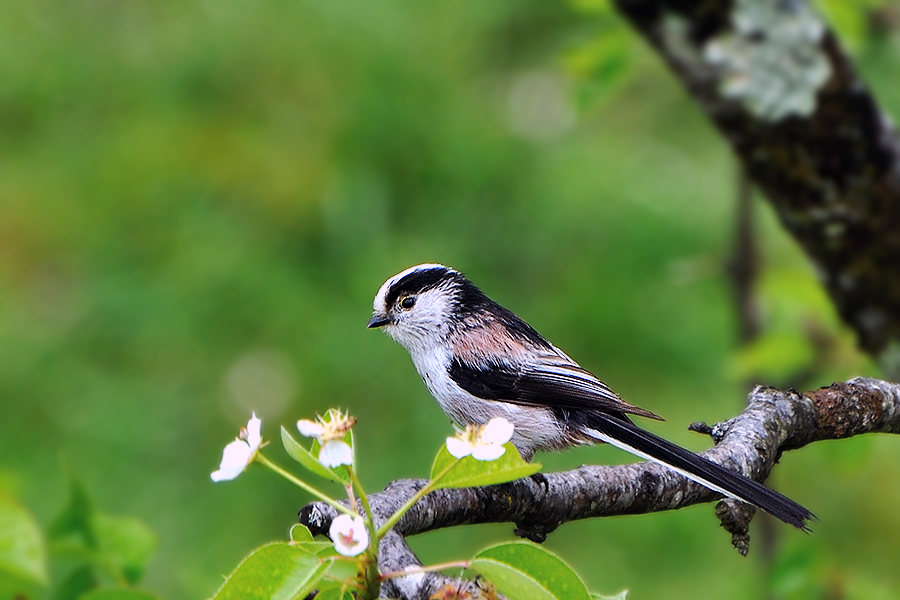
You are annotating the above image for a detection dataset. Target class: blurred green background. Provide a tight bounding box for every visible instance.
[2,0,899,599]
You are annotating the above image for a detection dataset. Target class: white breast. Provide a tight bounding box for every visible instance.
[408,346,567,455]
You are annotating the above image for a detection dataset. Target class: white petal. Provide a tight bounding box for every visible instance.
[330,514,369,557]
[297,419,325,438]
[446,437,473,458]
[210,467,240,483]
[318,440,353,467]
[480,418,514,445]
[210,440,252,482]
[472,443,506,461]
[220,439,253,468]
[246,412,262,451]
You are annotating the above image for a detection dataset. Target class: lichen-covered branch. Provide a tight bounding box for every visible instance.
[299,377,900,598]
[611,0,900,374]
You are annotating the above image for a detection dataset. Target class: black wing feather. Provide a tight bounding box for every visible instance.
[448,356,662,420]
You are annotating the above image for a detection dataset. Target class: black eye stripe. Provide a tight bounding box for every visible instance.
[384,267,454,308]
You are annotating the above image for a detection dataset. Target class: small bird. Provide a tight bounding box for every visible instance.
[368,263,814,530]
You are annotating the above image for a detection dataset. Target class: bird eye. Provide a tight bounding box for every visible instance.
[400,296,416,310]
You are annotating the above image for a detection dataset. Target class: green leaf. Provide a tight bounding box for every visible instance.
[471,541,590,600]
[79,587,163,600]
[312,585,355,600]
[349,428,357,472]
[323,551,359,581]
[281,426,351,484]
[592,591,628,600]
[294,541,335,555]
[56,565,97,600]
[430,444,541,489]
[44,468,156,586]
[92,513,157,585]
[211,542,329,600]
[0,490,47,586]
[289,524,313,543]
[48,471,97,548]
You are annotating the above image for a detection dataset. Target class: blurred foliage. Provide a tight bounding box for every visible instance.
[0,491,46,594]
[815,0,893,51]
[0,1,898,599]
[0,474,159,600]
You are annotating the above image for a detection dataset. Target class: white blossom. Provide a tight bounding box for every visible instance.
[446,417,515,461]
[297,409,355,468]
[329,514,369,557]
[211,413,262,482]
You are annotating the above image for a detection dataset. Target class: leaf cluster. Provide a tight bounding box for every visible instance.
[0,471,158,600]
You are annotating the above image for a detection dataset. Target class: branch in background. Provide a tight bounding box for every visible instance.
[612,0,900,376]
[300,377,900,599]
[726,167,761,344]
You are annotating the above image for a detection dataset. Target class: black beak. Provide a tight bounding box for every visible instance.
[367,314,391,329]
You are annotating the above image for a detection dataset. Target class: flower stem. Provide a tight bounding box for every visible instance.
[255,453,355,516]
[378,560,471,581]
[346,468,381,599]
[344,482,360,514]
[375,458,460,539]
[347,469,376,537]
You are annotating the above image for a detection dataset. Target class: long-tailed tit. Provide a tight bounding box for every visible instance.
[368,263,814,530]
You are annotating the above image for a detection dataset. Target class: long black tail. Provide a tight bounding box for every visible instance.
[584,412,815,530]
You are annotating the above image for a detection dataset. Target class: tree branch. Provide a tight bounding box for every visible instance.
[611,0,900,374]
[299,377,900,598]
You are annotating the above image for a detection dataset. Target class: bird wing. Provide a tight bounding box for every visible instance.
[447,351,663,421]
